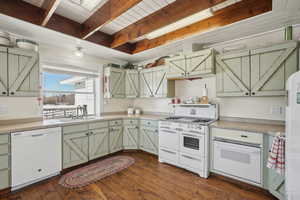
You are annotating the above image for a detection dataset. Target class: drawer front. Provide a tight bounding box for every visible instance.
[63,124,89,134]
[109,120,123,127]
[211,128,263,145]
[0,169,9,190]
[0,155,9,170]
[140,120,158,127]
[89,121,109,130]
[159,147,178,165]
[0,135,9,144]
[179,153,204,171]
[0,144,9,155]
[123,119,139,126]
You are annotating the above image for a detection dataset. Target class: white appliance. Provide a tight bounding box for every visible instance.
[159,104,218,178]
[212,138,261,184]
[11,127,62,190]
[286,71,300,200]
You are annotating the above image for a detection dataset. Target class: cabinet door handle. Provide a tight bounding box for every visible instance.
[245,92,249,96]
[90,131,93,135]
[252,92,256,95]
[240,135,248,138]
[10,92,15,95]
[2,91,6,95]
[86,132,90,136]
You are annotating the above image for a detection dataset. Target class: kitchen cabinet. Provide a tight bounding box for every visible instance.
[0,134,10,190]
[166,49,215,79]
[216,50,251,97]
[125,69,139,98]
[0,47,8,96]
[265,135,286,200]
[109,126,123,153]
[139,120,159,155]
[216,41,298,97]
[140,66,175,98]
[123,122,139,149]
[104,67,125,98]
[63,121,109,169]
[0,47,39,97]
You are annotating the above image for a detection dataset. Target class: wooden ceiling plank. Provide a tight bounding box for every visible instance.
[81,0,143,39]
[41,0,62,26]
[0,0,132,54]
[110,0,228,48]
[132,0,272,54]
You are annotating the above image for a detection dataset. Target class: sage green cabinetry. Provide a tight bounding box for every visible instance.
[0,47,39,97]
[109,120,123,153]
[166,49,215,79]
[125,70,139,98]
[140,66,175,98]
[104,67,125,98]
[0,134,10,190]
[264,135,286,200]
[123,119,139,149]
[63,121,109,169]
[139,120,159,155]
[216,41,298,97]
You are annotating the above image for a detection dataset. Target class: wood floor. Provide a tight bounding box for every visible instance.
[1,151,277,200]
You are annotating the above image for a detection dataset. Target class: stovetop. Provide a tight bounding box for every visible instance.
[164,116,215,125]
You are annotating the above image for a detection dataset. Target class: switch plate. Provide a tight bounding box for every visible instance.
[0,105,8,115]
[270,105,283,116]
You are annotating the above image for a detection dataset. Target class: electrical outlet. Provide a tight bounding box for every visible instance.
[270,105,284,116]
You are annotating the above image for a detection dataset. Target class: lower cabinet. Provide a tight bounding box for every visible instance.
[109,126,123,153]
[123,125,139,149]
[139,121,159,155]
[0,134,10,190]
[89,128,109,160]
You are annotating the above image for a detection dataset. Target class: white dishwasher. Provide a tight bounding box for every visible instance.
[11,127,62,190]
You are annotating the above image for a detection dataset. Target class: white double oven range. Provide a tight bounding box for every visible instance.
[158,104,218,178]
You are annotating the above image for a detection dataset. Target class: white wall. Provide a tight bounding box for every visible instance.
[134,26,300,121]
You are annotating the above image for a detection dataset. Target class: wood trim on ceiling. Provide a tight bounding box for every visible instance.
[131,0,273,54]
[81,0,143,39]
[41,0,62,26]
[110,0,228,48]
[0,0,133,54]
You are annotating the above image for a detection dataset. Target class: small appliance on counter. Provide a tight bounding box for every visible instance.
[127,107,134,115]
[135,108,141,115]
[200,84,209,104]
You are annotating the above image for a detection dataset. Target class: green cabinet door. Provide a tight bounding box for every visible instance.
[166,55,186,79]
[104,67,125,98]
[63,131,89,169]
[140,68,153,97]
[0,47,8,96]
[125,69,139,98]
[250,41,298,96]
[186,49,215,77]
[123,125,139,149]
[216,50,251,97]
[8,48,40,97]
[109,126,123,153]
[89,128,109,160]
[139,126,158,155]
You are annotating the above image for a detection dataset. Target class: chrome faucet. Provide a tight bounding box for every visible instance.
[72,105,88,119]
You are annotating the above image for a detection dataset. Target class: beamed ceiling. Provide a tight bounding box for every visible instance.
[0,0,273,54]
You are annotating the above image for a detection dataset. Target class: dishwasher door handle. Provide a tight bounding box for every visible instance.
[31,133,48,137]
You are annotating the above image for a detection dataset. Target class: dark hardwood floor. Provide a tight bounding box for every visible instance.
[1,151,277,200]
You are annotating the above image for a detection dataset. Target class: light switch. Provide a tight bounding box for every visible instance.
[0,105,8,115]
[270,105,284,116]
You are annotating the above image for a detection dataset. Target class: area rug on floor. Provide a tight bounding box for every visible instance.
[59,156,135,188]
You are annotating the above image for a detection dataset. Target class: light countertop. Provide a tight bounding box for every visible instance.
[210,120,285,136]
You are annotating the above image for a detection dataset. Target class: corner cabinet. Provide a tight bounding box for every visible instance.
[216,41,298,97]
[166,49,215,79]
[104,67,125,98]
[0,47,40,97]
[140,66,175,98]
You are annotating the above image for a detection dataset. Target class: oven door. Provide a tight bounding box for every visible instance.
[213,140,261,184]
[180,132,205,157]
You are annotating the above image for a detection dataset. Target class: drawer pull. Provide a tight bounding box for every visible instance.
[161,149,176,155]
[182,154,200,161]
[241,135,248,138]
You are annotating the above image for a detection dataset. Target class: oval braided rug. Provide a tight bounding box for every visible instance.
[59,156,135,189]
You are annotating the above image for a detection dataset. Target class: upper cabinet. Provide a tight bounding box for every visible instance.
[140,66,175,98]
[166,49,215,79]
[104,67,125,98]
[0,47,40,97]
[216,41,298,97]
[125,69,139,98]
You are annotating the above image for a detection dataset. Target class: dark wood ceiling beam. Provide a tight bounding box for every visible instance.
[0,0,133,54]
[131,0,272,54]
[41,0,62,26]
[110,0,228,48]
[81,0,143,39]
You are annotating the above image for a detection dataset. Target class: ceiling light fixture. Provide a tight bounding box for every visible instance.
[146,8,213,40]
[74,47,84,57]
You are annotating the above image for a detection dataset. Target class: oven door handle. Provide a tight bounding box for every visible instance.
[213,137,261,148]
[182,133,199,138]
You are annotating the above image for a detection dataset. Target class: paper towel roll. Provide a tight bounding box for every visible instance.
[202,87,208,97]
